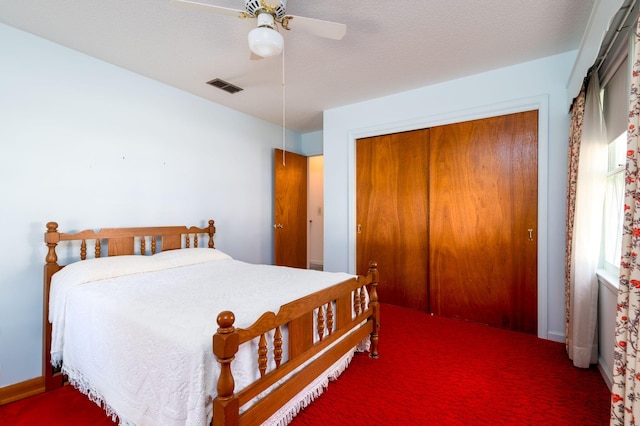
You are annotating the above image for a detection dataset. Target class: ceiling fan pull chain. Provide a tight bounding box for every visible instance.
[282,45,286,166]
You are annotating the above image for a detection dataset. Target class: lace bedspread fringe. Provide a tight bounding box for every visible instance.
[62,364,127,425]
[265,347,362,426]
[51,352,63,368]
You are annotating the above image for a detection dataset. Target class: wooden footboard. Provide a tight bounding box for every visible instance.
[212,262,380,426]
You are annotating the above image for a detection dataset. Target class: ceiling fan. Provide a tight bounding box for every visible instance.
[170,0,347,58]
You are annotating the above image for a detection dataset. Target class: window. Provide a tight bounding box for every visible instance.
[600,47,630,277]
[601,132,626,275]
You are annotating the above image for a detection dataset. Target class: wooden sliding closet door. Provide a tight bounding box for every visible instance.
[356,129,430,310]
[429,111,538,334]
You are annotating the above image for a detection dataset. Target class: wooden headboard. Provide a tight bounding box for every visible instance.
[42,219,216,390]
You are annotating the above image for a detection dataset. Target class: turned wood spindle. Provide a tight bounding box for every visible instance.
[258,334,268,377]
[140,237,146,255]
[186,234,191,248]
[151,238,157,254]
[208,220,215,248]
[274,327,283,368]
[95,240,101,258]
[327,303,334,335]
[80,240,87,260]
[317,306,325,341]
[354,289,361,317]
[360,287,366,313]
[194,233,199,248]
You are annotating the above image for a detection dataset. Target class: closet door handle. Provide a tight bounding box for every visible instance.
[273,223,283,229]
[357,224,362,234]
[527,228,533,241]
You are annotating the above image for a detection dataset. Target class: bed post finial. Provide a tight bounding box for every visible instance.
[213,311,239,425]
[208,220,216,249]
[45,222,60,265]
[368,261,380,359]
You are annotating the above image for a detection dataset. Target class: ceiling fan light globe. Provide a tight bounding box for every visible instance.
[248,27,284,58]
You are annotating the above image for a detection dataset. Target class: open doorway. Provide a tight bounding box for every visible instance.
[307,155,324,270]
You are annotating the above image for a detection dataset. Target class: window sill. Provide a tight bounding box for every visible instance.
[596,268,619,292]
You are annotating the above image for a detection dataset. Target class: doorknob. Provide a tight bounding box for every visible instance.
[273,223,283,229]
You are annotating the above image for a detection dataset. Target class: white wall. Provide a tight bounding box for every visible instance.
[0,24,301,387]
[301,131,323,156]
[323,51,576,342]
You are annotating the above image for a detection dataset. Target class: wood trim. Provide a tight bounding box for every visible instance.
[0,376,44,405]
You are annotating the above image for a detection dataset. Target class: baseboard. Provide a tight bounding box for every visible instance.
[546,331,565,343]
[0,376,45,405]
[309,261,323,271]
[598,357,613,391]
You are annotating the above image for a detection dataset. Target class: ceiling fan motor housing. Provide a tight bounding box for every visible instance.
[245,0,286,19]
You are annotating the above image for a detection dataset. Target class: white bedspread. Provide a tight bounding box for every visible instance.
[49,249,354,426]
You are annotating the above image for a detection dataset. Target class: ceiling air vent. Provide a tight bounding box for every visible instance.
[206,78,243,94]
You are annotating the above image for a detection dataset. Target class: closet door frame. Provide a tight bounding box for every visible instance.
[346,95,550,340]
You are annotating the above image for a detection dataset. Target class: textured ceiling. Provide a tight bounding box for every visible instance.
[0,0,596,133]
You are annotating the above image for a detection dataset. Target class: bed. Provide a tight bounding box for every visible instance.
[42,220,380,425]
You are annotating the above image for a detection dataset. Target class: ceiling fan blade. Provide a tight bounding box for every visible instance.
[170,0,246,18]
[286,15,347,40]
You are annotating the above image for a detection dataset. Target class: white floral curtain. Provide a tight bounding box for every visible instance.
[565,75,608,368]
[611,13,640,425]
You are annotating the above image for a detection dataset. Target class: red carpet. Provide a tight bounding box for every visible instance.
[1,304,610,425]
[292,304,610,425]
[0,384,115,425]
